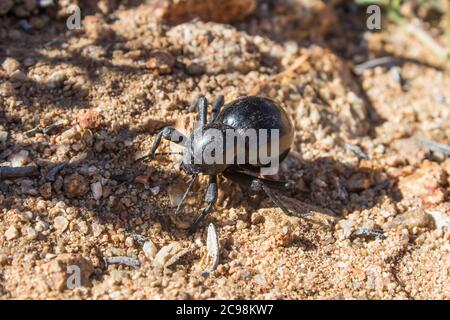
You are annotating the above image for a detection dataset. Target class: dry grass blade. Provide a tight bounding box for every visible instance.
[103,256,141,269]
[153,243,189,268]
[202,223,220,277]
[0,166,39,180]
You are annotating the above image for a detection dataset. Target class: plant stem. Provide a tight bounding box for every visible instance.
[402,20,448,60]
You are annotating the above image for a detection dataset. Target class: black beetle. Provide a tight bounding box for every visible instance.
[138,95,307,230]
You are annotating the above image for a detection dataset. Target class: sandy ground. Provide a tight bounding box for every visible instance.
[0,0,449,299]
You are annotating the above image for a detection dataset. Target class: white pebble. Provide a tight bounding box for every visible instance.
[26,226,38,240]
[35,220,49,232]
[5,226,19,240]
[91,181,103,200]
[143,240,158,260]
[427,210,450,231]
[150,186,160,195]
[8,150,29,167]
[54,216,69,232]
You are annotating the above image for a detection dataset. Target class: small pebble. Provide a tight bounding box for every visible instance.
[64,173,89,198]
[91,181,103,200]
[150,186,160,195]
[77,110,101,130]
[1,57,20,74]
[8,150,29,167]
[0,254,8,266]
[35,221,49,232]
[146,49,176,75]
[53,216,69,232]
[5,226,19,240]
[143,240,158,260]
[47,71,66,89]
[167,184,185,207]
[125,237,134,248]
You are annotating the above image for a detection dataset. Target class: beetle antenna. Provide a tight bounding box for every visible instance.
[135,152,183,162]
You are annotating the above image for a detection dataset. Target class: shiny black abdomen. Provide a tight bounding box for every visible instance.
[215,96,294,168]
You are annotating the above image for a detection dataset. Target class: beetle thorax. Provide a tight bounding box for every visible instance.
[181,123,235,175]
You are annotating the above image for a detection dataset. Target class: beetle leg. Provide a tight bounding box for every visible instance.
[222,169,294,191]
[174,174,198,216]
[223,170,327,226]
[189,95,208,125]
[250,178,327,227]
[190,175,218,232]
[210,94,224,122]
[136,127,186,162]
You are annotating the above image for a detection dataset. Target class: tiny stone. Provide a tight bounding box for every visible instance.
[8,150,29,167]
[77,110,101,130]
[2,57,20,74]
[146,49,175,75]
[24,0,37,12]
[63,173,89,198]
[47,71,66,89]
[0,254,8,266]
[38,183,52,199]
[77,221,89,235]
[30,16,45,29]
[150,186,160,195]
[125,236,134,248]
[143,240,158,260]
[91,223,104,237]
[26,226,38,240]
[427,211,450,231]
[21,211,33,221]
[5,225,19,240]
[23,57,34,67]
[91,181,103,200]
[134,175,149,185]
[10,70,28,82]
[35,221,49,232]
[54,216,69,232]
[398,160,446,205]
[167,184,185,207]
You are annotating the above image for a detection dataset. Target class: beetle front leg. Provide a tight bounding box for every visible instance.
[190,175,218,232]
[136,127,186,162]
[189,95,208,125]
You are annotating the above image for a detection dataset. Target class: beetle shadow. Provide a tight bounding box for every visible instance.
[208,151,402,235]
